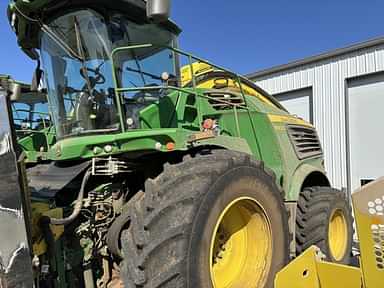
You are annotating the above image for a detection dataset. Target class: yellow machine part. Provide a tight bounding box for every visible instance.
[352,177,384,288]
[267,114,314,128]
[328,208,348,261]
[275,246,362,288]
[31,202,64,256]
[180,62,213,86]
[180,62,276,107]
[275,177,384,288]
[209,197,272,287]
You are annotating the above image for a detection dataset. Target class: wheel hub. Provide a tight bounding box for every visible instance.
[328,209,348,261]
[210,197,273,288]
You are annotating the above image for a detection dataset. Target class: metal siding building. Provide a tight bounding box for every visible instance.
[247,38,384,193]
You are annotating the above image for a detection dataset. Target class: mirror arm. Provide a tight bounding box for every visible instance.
[31,59,43,92]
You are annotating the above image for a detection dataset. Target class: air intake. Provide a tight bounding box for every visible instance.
[287,125,322,160]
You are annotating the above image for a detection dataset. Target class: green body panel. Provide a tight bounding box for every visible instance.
[49,128,189,160]
[246,101,284,183]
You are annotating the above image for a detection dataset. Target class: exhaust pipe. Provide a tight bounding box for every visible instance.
[146,0,171,22]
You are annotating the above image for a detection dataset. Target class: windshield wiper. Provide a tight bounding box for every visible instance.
[123,25,147,86]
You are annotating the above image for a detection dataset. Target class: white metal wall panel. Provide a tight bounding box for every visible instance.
[253,44,384,191]
[275,88,312,123]
[348,74,384,192]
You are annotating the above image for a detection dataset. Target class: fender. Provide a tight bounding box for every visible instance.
[286,162,329,201]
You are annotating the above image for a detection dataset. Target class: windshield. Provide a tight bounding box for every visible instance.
[40,9,178,138]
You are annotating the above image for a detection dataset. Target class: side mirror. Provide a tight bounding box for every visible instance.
[147,0,171,23]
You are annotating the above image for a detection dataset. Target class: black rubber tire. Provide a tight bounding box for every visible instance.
[296,186,354,264]
[119,150,289,288]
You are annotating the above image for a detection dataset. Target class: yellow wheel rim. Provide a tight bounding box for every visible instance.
[210,197,272,288]
[328,209,348,261]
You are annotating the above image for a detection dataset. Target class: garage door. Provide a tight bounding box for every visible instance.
[275,88,313,123]
[348,73,384,192]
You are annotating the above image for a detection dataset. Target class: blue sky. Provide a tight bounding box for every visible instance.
[0,0,383,82]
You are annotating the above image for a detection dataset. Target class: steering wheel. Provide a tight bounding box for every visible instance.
[80,67,106,85]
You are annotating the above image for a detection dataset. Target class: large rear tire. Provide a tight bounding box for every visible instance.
[120,150,289,288]
[296,187,353,264]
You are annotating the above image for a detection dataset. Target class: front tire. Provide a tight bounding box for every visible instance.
[120,150,289,288]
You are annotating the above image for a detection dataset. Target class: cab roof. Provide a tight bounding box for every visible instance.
[8,0,181,59]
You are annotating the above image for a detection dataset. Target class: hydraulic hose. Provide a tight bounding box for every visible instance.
[49,169,92,226]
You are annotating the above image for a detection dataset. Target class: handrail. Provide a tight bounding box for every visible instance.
[110,44,253,136]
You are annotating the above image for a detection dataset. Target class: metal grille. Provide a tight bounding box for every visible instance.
[287,125,322,160]
[204,90,246,110]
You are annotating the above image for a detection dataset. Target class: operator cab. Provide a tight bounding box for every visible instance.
[40,7,180,139]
